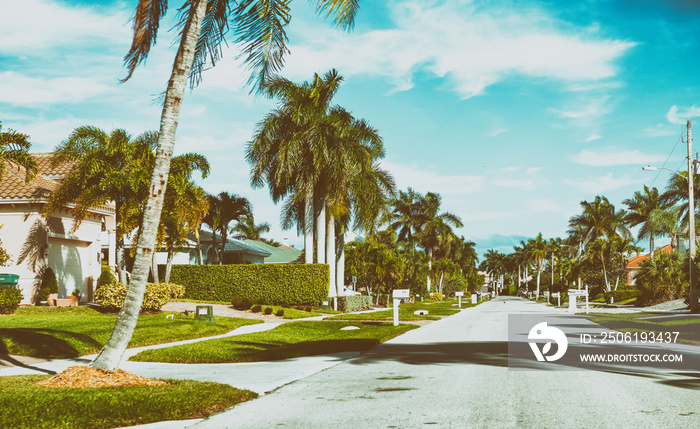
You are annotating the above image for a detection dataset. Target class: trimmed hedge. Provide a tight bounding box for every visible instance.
[337,295,373,313]
[37,268,58,303]
[94,282,184,312]
[170,264,329,306]
[603,289,639,304]
[0,287,23,314]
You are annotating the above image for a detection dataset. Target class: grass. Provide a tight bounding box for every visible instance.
[0,306,262,358]
[327,309,441,321]
[587,312,700,345]
[0,375,256,429]
[129,321,418,363]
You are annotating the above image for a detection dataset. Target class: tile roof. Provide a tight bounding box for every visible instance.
[32,153,76,177]
[626,244,674,269]
[244,239,302,263]
[0,160,57,199]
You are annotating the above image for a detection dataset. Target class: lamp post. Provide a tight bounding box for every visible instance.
[643,122,699,312]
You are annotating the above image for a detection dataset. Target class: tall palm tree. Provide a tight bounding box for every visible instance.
[45,126,157,284]
[92,0,362,371]
[0,121,38,183]
[389,188,421,249]
[568,195,630,255]
[623,185,667,261]
[528,233,548,299]
[232,214,271,241]
[210,192,251,263]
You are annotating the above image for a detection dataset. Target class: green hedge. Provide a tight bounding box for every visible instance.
[0,287,23,314]
[170,264,329,306]
[603,289,639,304]
[337,296,373,313]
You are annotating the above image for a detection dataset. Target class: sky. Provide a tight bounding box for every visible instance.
[2,0,700,260]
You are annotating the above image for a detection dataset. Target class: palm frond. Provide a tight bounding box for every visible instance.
[122,0,168,82]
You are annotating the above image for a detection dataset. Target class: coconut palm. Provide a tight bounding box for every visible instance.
[46,126,157,284]
[211,192,251,263]
[568,195,630,254]
[92,0,362,371]
[0,121,38,183]
[528,233,548,299]
[623,185,668,261]
[232,214,271,241]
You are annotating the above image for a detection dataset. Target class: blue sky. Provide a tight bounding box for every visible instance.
[2,0,700,259]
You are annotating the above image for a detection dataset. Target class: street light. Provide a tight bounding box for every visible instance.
[642,121,699,313]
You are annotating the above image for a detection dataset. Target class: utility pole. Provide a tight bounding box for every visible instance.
[688,120,699,313]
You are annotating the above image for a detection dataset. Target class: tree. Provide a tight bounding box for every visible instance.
[212,192,251,263]
[0,121,38,184]
[232,214,271,241]
[623,185,667,261]
[92,0,362,370]
[528,233,548,299]
[46,126,157,284]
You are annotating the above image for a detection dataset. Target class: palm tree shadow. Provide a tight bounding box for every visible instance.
[0,328,101,359]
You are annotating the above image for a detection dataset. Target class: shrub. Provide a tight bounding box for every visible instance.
[337,296,373,313]
[304,306,312,313]
[0,287,23,314]
[603,289,639,304]
[275,309,285,317]
[429,292,444,301]
[96,267,117,288]
[231,296,253,310]
[264,307,273,315]
[165,283,186,299]
[38,268,58,302]
[250,304,262,313]
[169,264,329,306]
[94,282,171,312]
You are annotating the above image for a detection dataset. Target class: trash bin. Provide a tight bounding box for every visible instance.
[0,274,19,288]
[194,305,216,323]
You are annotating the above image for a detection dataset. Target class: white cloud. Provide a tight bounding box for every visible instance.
[566,173,641,193]
[382,160,486,195]
[284,0,635,98]
[571,149,667,166]
[549,95,612,125]
[0,0,129,55]
[585,134,602,142]
[487,128,508,137]
[0,72,110,105]
[666,105,700,125]
[525,199,561,213]
[643,124,678,137]
[493,166,548,190]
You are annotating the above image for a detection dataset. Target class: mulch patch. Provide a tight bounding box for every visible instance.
[36,365,169,389]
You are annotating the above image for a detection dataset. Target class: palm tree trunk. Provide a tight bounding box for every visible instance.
[337,230,345,294]
[316,201,326,264]
[219,228,227,265]
[439,271,444,294]
[536,264,541,299]
[90,0,207,371]
[195,227,203,265]
[427,248,432,292]
[116,235,126,284]
[151,250,159,283]
[165,247,174,283]
[304,193,314,264]
[326,214,336,297]
[650,233,655,261]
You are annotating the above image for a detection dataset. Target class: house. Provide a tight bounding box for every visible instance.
[0,154,111,305]
[243,238,302,264]
[625,244,676,285]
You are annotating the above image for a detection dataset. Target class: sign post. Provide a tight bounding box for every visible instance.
[552,292,560,307]
[392,289,410,326]
[568,289,587,313]
[456,291,464,308]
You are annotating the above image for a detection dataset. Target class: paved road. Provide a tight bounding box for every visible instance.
[188,296,700,429]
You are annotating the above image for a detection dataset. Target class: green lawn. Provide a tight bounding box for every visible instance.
[327,309,441,321]
[129,321,418,363]
[587,312,700,345]
[0,306,262,358]
[0,375,256,429]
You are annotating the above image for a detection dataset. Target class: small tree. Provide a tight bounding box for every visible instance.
[38,267,59,302]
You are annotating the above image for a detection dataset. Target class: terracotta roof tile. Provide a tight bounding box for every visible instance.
[0,160,57,199]
[31,153,76,177]
[626,244,674,269]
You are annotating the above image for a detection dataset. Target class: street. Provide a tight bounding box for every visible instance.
[189,297,700,429]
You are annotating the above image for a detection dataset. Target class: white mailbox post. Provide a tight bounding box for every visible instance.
[552,292,561,307]
[392,289,410,326]
[471,293,477,304]
[568,289,587,313]
[455,291,464,308]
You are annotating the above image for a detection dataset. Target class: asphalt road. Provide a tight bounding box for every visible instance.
[189,296,700,429]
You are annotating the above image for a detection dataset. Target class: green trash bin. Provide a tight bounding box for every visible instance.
[0,274,19,288]
[194,305,216,323]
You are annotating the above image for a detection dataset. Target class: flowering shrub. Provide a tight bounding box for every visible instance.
[94,282,179,312]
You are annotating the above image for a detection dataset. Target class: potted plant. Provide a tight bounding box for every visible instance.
[69,289,81,306]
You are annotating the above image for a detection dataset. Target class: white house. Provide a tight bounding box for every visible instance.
[0,155,111,304]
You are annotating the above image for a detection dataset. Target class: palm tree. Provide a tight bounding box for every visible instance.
[232,214,271,241]
[92,0,362,371]
[210,192,251,263]
[623,185,667,261]
[528,233,548,299]
[413,192,463,292]
[0,121,38,183]
[45,126,157,284]
[389,188,421,249]
[568,195,630,255]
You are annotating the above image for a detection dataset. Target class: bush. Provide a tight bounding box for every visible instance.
[96,267,117,288]
[94,282,172,312]
[337,296,373,313]
[275,309,285,317]
[169,264,329,306]
[429,292,444,301]
[0,287,23,314]
[165,283,186,299]
[250,304,262,313]
[264,307,273,315]
[38,268,58,302]
[603,289,639,304]
[231,296,253,310]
